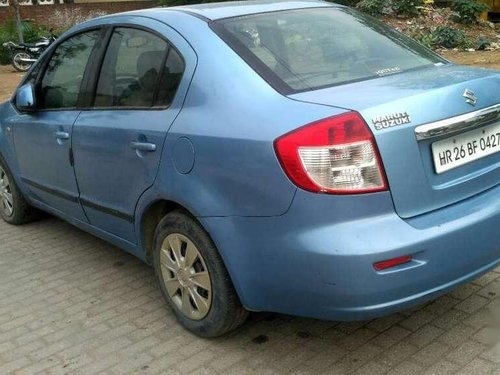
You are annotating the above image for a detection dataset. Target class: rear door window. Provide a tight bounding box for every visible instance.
[94,27,185,108]
[213,8,445,93]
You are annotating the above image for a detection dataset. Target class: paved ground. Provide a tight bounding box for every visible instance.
[1,52,500,374]
[2,218,500,375]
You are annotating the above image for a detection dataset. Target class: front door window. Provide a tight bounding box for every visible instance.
[39,30,100,110]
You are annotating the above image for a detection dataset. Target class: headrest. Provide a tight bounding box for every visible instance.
[137,50,164,91]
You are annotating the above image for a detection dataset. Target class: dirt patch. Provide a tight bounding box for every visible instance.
[0,65,24,103]
[440,49,500,70]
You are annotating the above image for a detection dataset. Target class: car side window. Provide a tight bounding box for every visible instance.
[94,27,185,108]
[39,30,100,110]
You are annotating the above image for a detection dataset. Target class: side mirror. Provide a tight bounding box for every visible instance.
[16,83,36,112]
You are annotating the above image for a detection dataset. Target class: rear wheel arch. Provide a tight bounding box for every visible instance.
[140,199,214,263]
[0,151,7,167]
[141,199,185,264]
[139,198,247,307]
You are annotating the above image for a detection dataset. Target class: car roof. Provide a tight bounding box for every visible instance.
[144,0,340,21]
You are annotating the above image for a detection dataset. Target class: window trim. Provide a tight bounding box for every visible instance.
[86,24,187,112]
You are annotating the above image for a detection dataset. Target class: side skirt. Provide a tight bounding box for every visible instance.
[29,198,148,263]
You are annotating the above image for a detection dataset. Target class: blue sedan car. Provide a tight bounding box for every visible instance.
[0,0,499,337]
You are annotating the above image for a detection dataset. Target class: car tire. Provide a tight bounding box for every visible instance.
[0,157,39,225]
[153,210,248,337]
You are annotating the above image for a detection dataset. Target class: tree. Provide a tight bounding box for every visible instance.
[11,0,24,43]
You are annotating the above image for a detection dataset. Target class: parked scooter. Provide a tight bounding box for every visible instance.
[2,33,57,72]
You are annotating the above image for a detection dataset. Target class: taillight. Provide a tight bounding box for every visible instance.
[274,112,388,194]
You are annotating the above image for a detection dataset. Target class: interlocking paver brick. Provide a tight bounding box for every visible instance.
[353,361,388,375]
[411,340,452,367]
[456,294,491,314]
[456,358,497,374]
[424,359,460,375]
[438,322,479,347]
[477,280,500,299]
[375,342,421,368]
[371,325,412,349]
[336,327,378,351]
[446,341,488,365]
[432,308,470,330]
[481,342,500,364]
[464,308,495,330]
[0,357,31,374]
[421,295,461,316]
[473,326,500,346]
[407,324,444,348]
[387,360,425,375]
[450,283,481,300]
[399,309,436,332]
[366,313,405,333]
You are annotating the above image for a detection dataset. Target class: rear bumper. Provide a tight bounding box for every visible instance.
[200,184,500,321]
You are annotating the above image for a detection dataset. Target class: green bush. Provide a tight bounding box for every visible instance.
[413,31,436,49]
[412,26,466,49]
[356,0,390,16]
[431,26,465,48]
[452,0,490,24]
[392,0,423,16]
[0,19,17,65]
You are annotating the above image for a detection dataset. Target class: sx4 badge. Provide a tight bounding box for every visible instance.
[372,112,412,130]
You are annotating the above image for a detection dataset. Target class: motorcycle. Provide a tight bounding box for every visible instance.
[2,33,57,72]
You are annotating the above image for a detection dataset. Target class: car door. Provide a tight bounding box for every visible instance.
[72,21,193,243]
[11,29,102,221]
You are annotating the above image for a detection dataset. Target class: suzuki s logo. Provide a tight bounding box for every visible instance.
[463,89,477,106]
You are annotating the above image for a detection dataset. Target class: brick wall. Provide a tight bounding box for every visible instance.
[0,1,156,27]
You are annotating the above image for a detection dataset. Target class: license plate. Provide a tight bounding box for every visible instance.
[431,122,500,174]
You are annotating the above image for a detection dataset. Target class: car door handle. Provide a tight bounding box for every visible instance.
[130,141,156,152]
[54,131,70,140]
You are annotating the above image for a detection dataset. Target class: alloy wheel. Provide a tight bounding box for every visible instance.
[159,233,212,320]
[0,167,13,217]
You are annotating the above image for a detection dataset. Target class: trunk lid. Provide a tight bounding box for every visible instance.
[290,64,500,218]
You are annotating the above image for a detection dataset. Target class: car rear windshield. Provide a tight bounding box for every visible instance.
[212,7,446,93]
